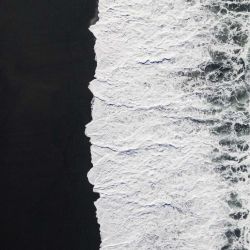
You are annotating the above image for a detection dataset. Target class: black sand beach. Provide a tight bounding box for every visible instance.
[0,1,100,249]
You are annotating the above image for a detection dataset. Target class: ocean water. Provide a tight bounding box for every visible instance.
[87,1,250,249]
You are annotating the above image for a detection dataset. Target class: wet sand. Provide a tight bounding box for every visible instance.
[0,1,100,249]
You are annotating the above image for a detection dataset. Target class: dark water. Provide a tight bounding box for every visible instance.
[0,1,100,249]
[183,2,250,249]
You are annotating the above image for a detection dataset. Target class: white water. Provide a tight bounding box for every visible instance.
[87,1,250,249]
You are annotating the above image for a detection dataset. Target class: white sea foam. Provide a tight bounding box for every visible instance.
[87,1,250,249]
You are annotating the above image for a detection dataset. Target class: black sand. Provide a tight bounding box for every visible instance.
[0,1,100,249]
